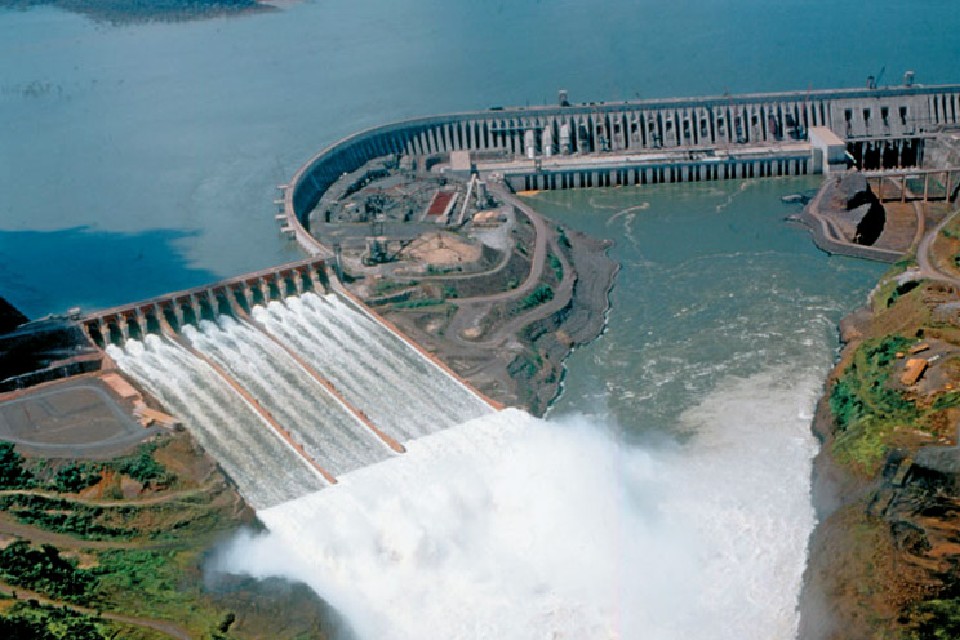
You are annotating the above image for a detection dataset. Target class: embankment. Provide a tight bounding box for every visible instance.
[799,285,960,639]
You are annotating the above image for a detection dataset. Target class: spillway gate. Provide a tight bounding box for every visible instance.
[83,258,327,349]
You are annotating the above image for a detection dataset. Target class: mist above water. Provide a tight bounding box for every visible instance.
[223,367,820,640]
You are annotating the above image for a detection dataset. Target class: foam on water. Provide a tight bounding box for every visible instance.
[222,365,820,640]
[106,335,326,508]
[251,292,491,442]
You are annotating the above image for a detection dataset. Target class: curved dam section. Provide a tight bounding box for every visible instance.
[281,83,960,254]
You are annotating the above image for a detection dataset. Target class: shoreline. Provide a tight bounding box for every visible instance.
[545,256,620,417]
[799,272,960,637]
[0,0,274,25]
[375,215,620,417]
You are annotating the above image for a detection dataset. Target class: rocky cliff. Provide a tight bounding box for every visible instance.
[799,280,960,639]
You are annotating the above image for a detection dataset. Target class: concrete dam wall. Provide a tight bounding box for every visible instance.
[83,258,328,348]
[281,82,960,253]
[86,260,494,507]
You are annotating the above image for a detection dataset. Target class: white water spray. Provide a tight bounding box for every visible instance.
[107,334,326,507]
[253,293,491,441]
[222,367,820,640]
[107,292,492,507]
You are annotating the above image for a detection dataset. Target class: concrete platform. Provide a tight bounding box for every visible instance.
[0,378,157,458]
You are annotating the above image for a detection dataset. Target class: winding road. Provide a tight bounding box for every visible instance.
[916,204,960,285]
[443,181,576,349]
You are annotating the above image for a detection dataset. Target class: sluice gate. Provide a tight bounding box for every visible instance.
[83,258,327,348]
[85,257,494,506]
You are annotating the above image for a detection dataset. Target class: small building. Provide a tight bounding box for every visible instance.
[472,208,506,228]
[907,342,930,355]
[101,373,140,401]
[901,358,928,386]
[134,407,181,429]
[450,150,472,172]
[809,127,849,173]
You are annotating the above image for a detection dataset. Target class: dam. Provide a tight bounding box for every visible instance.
[60,80,960,510]
[278,78,960,255]
[84,257,493,508]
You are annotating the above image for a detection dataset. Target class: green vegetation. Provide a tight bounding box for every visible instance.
[112,443,173,487]
[0,541,98,604]
[426,265,461,276]
[0,494,133,540]
[907,598,960,639]
[52,462,102,494]
[0,433,335,638]
[885,280,920,308]
[518,284,554,312]
[0,441,34,490]
[373,279,416,296]
[548,253,564,282]
[829,335,920,472]
[0,601,106,640]
[556,225,572,249]
[392,298,445,309]
[507,352,542,380]
[870,258,917,312]
[96,549,195,619]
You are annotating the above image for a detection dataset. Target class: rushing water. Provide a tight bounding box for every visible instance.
[106,332,327,507]
[251,293,491,441]
[213,179,886,638]
[107,291,491,507]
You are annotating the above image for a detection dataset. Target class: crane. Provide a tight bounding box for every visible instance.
[868,66,886,90]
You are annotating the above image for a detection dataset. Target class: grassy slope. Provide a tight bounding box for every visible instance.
[0,432,339,640]
[821,241,960,638]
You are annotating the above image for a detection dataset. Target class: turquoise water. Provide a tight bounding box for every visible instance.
[1,0,957,316]
[529,178,886,430]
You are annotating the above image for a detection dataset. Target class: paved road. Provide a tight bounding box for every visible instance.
[0,381,156,458]
[455,181,549,305]
[916,205,960,284]
[443,182,577,349]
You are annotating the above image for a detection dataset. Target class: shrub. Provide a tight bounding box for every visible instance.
[52,462,102,494]
[0,441,33,489]
[0,541,98,603]
[519,284,554,311]
[112,444,172,487]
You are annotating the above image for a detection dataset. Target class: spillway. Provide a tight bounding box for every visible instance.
[107,335,326,508]
[181,316,393,476]
[106,291,492,508]
[252,292,492,442]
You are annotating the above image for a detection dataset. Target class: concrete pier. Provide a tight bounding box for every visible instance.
[82,258,327,348]
[863,167,960,203]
